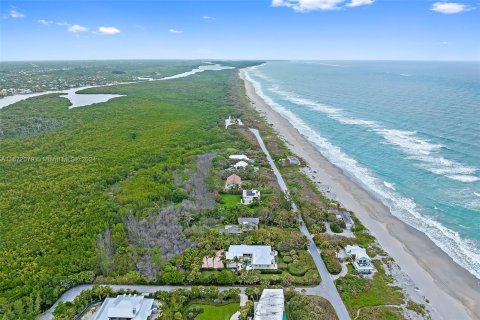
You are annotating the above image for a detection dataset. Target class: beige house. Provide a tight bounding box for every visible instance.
[225,174,242,190]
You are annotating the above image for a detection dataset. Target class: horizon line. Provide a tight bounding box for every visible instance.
[1,58,479,63]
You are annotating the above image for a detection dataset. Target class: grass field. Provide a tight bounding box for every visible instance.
[335,262,404,318]
[183,302,239,320]
[219,194,242,207]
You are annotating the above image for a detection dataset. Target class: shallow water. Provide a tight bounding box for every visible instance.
[60,87,125,109]
[0,63,233,109]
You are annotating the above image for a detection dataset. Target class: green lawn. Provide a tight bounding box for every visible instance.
[183,302,239,320]
[219,194,242,207]
[335,261,404,318]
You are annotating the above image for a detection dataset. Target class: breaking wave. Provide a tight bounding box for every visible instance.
[268,87,479,184]
[244,68,480,280]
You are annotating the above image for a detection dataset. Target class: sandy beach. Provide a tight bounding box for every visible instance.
[240,69,480,320]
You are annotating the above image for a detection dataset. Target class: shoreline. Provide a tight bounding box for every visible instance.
[239,69,480,320]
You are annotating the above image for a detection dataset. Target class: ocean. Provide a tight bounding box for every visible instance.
[244,61,480,279]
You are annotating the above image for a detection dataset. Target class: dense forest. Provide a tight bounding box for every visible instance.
[0,61,261,319]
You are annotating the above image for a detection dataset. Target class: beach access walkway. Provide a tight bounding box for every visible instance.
[249,128,352,320]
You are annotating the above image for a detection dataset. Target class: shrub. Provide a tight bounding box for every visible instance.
[310,222,326,233]
[288,262,308,276]
[217,269,237,285]
[321,250,342,275]
[286,292,336,320]
[239,300,254,320]
[171,188,188,203]
[313,233,356,249]
[282,256,293,263]
[327,214,337,222]
[329,223,343,233]
[278,263,288,270]
[260,269,282,274]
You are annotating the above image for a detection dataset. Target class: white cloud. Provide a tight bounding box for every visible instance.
[345,0,375,7]
[272,0,344,11]
[68,24,88,33]
[98,26,121,35]
[9,6,25,18]
[431,2,474,14]
[202,15,216,20]
[169,28,184,34]
[272,0,375,11]
[38,19,70,26]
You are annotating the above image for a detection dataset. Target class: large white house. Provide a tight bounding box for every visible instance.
[226,245,277,271]
[94,295,154,320]
[241,189,260,205]
[254,289,285,320]
[345,245,374,274]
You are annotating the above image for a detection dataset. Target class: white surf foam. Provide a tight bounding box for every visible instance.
[446,175,480,183]
[302,61,345,68]
[384,181,396,190]
[245,67,480,280]
[266,86,479,184]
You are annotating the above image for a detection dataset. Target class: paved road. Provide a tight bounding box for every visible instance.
[249,128,351,320]
[40,285,245,320]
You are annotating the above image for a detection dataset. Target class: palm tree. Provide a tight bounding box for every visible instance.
[233,256,241,270]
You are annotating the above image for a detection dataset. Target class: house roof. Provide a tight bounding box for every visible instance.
[287,156,300,164]
[238,217,259,225]
[235,160,248,167]
[229,154,250,161]
[328,209,354,225]
[220,225,242,234]
[94,295,154,320]
[254,289,284,320]
[243,190,259,197]
[226,174,242,185]
[226,245,274,265]
[345,245,370,260]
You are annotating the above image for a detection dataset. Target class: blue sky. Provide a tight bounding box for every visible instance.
[0,0,479,61]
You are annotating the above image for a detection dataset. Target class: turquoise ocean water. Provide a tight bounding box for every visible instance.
[245,61,480,278]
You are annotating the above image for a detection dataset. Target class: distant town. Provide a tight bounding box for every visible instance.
[0,60,194,97]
